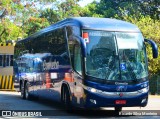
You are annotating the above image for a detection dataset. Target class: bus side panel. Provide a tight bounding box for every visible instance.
[33,55,72,102]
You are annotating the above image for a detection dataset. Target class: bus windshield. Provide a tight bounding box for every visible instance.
[85,30,148,81]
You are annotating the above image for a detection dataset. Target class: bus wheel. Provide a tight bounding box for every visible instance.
[24,82,30,100]
[21,83,25,99]
[63,88,71,111]
[115,107,122,112]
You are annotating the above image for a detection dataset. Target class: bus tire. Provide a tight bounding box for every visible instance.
[62,87,72,111]
[115,107,122,112]
[24,82,31,100]
[21,82,25,99]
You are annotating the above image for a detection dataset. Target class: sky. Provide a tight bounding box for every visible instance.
[78,0,100,7]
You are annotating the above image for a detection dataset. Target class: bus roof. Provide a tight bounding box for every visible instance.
[67,17,140,32]
[18,17,141,42]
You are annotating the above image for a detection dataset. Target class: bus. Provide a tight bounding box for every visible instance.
[13,17,158,111]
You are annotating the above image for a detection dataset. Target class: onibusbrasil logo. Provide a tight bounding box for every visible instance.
[1,111,42,117]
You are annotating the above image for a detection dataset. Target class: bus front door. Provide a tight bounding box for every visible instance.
[72,43,84,106]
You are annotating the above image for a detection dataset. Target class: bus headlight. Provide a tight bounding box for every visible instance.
[86,87,98,93]
[83,85,102,93]
[138,86,149,93]
[90,88,96,93]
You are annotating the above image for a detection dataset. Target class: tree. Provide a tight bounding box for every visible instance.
[83,0,160,19]
[23,17,49,36]
[0,18,23,42]
[139,0,160,19]
[58,0,82,18]
[80,1,103,17]
[0,0,54,41]
[0,0,13,19]
[40,0,83,24]
[40,8,61,24]
[0,0,24,42]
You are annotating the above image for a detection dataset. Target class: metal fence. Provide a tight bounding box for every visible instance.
[157,77,160,94]
[149,75,160,95]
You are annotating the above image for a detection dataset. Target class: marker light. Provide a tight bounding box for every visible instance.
[83,32,89,43]
[141,98,147,103]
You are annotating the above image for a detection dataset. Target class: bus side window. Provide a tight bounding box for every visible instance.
[74,45,82,75]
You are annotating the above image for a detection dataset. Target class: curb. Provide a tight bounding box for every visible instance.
[0,89,15,91]
[149,95,160,98]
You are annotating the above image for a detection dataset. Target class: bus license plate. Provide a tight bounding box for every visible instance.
[115,100,126,104]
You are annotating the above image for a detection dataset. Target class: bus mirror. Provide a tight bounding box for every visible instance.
[145,39,158,58]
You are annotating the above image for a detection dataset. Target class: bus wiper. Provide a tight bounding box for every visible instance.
[104,67,111,80]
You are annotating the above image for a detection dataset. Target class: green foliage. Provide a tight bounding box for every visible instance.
[0,18,23,42]
[84,0,160,19]
[40,8,62,24]
[58,0,81,18]
[147,45,160,75]
[82,0,141,18]
[23,17,49,36]
[0,0,25,41]
[138,0,160,19]
[40,0,82,24]
[80,2,103,17]
[0,0,84,41]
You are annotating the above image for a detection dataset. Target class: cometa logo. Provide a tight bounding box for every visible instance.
[43,59,59,70]
[51,60,59,69]
[116,86,127,92]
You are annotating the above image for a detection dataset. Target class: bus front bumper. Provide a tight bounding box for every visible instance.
[83,90,148,108]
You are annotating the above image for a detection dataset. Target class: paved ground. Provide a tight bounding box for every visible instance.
[0,91,160,118]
